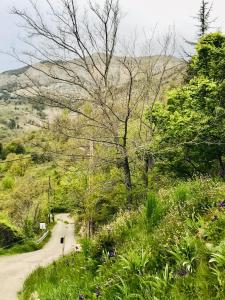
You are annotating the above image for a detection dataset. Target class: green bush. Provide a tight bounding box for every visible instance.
[23,218,35,238]
[2,176,14,190]
[0,219,23,248]
[5,141,25,156]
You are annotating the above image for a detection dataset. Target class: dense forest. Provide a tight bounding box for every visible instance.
[0,0,224,299]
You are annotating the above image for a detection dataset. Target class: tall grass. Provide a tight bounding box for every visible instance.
[21,178,225,300]
[146,192,162,230]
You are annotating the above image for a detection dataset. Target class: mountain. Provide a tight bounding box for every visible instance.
[0,55,185,140]
[0,55,184,100]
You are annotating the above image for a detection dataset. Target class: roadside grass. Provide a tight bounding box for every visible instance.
[0,223,54,256]
[20,253,95,300]
[0,240,41,256]
[21,178,225,300]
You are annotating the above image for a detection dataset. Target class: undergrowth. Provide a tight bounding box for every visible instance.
[21,178,225,300]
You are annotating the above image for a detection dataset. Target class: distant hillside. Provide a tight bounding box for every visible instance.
[0,55,184,100]
[2,66,30,77]
[0,55,185,140]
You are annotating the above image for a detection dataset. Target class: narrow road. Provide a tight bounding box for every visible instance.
[0,214,76,300]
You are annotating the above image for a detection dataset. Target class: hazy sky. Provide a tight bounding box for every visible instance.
[0,0,224,72]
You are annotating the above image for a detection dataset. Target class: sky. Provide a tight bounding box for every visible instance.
[0,0,224,72]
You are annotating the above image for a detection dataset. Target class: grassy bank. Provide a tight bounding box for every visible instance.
[21,178,225,300]
[0,240,41,256]
[0,224,53,256]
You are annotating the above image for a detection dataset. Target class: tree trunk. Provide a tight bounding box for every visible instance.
[88,218,93,238]
[143,154,154,189]
[218,155,225,178]
[122,151,132,206]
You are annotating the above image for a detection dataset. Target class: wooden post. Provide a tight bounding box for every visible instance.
[60,236,65,256]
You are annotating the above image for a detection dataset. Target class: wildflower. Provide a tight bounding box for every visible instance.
[177,268,188,277]
[219,201,225,208]
[95,288,100,298]
[79,295,85,300]
[108,249,116,258]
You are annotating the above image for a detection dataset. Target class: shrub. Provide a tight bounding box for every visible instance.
[80,237,93,259]
[119,248,151,275]
[0,219,23,248]
[92,210,139,260]
[169,235,200,273]
[2,176,14,190]
[31,152,53,164]
[177,178,220,217]
[5,141,25,156]
[23,218,35,238]
[175,184,189,211]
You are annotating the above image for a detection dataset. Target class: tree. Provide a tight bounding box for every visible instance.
[12,0,179,205]
[183,0,216,61]
[194,0,215,38]
[151,33,225,178]
[5,141,26,156]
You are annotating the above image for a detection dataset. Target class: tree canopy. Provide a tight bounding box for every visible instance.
[150,33,225,177]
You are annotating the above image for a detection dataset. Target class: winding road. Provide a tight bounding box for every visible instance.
[0,214,76,300]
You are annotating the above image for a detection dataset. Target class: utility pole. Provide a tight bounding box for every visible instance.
[48,176,51,223]
[88,140,94,237]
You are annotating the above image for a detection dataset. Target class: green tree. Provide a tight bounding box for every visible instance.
[5,141,26,156]
[150,33,225,177]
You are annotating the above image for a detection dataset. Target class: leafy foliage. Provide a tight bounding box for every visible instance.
[0,214,23,248]
[150,33,225,177]
[21,178,225,300]
[1,31,225,300]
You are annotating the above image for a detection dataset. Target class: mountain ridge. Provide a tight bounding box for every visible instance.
[0,54,183,100]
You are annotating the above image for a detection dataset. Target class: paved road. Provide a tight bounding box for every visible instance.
[0,214,76,300]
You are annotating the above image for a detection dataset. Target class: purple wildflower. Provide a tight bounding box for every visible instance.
[108,249,116,258]
[79,295,85,300]
[219,201,225,208]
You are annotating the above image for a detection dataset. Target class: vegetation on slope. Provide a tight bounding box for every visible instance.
[0,0,224,297]
[19,31,225,299]
[0,213,23,248]
[21,178,225,300]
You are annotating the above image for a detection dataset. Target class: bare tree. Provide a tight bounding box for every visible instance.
[11,0,180,204]
[195,0,215,38]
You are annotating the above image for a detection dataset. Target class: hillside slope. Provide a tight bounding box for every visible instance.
[21,178,225,300]
[0,55,183,99]
[0,55,184,140]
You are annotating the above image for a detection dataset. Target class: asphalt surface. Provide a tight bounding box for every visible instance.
[0,214,75,300]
